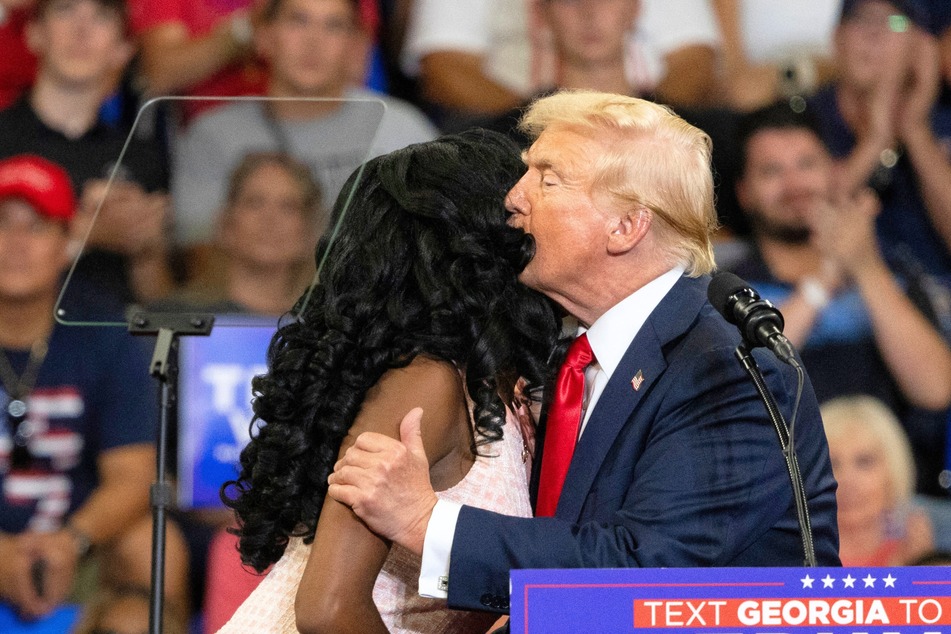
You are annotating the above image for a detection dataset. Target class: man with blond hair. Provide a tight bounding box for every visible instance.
[328,91,840,616]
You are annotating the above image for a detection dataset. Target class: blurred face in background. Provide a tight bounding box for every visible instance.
[0,200,71,302]
[737,127,833,244]
[220,160,317,272]
[541,0,639,70]
[259,0,367,98]
[27,0,132,90]
[827,420,893,532]
[835,0,915,92]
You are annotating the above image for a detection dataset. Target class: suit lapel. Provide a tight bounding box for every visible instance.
[552,274,710,522]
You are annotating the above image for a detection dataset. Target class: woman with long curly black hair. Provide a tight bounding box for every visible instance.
[218,129,560,634]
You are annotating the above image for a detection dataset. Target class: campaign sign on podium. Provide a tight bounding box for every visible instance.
[510,566,951,634]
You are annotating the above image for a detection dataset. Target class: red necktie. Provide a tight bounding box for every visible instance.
[536,333,595,517]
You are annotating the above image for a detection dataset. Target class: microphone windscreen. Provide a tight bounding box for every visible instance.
[707,271,751,320]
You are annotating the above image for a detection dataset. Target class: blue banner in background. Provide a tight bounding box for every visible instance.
[510,566,951,634]
[177,317,276,508]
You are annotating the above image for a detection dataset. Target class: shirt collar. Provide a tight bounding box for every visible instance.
[22,96,108,141]
[580,265,685,380]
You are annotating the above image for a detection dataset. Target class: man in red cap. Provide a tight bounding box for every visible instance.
[0,154,76,220]
[0,155,77,321]
[0,154,186,627]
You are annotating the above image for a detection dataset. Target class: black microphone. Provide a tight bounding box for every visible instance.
[708,271,797,365]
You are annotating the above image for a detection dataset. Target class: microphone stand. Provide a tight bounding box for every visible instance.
[734,344,817,567]
[129,311,214,634]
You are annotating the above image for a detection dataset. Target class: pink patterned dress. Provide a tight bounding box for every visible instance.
[217,406,534,633]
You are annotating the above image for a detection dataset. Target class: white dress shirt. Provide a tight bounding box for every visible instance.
[418,266,686,598]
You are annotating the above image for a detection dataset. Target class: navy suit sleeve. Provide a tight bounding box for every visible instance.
[446,320,839,613]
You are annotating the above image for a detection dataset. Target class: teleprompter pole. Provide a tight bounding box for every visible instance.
[129,312,214,634]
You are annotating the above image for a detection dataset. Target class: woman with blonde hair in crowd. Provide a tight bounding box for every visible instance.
[821,395,934,566]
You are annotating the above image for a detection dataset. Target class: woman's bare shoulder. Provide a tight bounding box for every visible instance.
[349,356,468,465]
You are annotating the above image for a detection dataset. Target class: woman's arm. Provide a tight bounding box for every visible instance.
[294,357,470,634]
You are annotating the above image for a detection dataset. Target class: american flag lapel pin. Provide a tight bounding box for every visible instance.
[631,369,645,391]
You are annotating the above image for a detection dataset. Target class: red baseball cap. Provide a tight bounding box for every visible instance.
[0,154,76,222]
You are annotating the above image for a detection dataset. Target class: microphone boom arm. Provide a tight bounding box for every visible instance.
[734,344,817,567]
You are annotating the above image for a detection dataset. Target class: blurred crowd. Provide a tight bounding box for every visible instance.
[3,0,951,632]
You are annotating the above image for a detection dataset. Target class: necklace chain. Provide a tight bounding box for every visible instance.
[0,339,49,406]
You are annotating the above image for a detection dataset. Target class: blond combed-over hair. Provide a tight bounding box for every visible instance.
[518,90,718,276]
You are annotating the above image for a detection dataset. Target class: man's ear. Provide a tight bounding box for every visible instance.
[606,206,651,255]
[628,0,641,29]
[58,219,81,272]
[112,38,135,75]
[832,24,846,60]
[346,28,373,85]
[254,22,275,60]
[25,19,48,57]
[215,208,235,248]
[735,175,751,213]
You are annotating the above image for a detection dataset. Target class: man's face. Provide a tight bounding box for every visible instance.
[542,0,639,69]
[221,162,316,270]
[737,128,833,244]
[505,124,619,306]
[835,0,913,92]
[262,0,363,97]
[0,199,71,302]
[29,0,130,88]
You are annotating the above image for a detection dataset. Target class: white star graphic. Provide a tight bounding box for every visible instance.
[843,574,856,588]
[822,575,835,588]
[801,574,815,589]
[863,574,877,588]
[883,574,897,588]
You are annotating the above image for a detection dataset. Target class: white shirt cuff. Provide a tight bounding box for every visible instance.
[418,499,462,599]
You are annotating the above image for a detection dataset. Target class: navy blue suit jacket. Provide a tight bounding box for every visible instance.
[448,274,840,613]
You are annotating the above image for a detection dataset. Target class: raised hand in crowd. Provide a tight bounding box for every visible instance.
[808,187,951,410]
[74,179,174,302]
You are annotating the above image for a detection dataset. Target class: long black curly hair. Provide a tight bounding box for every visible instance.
[221,129,561,572]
